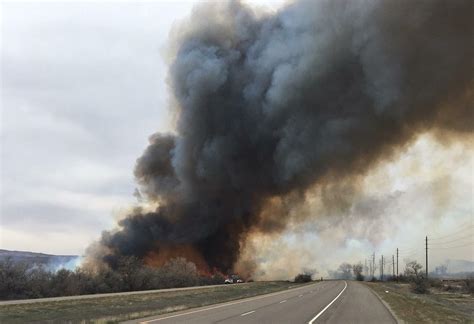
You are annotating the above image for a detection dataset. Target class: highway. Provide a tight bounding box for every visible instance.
[128,280,397,324]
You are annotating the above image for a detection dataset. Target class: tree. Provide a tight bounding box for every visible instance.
[161,257,199,288]
[338,263,353,279]
[27,267,52,298]
[0,258,29,299]
[294,273,312,283]
[352,263,364,281]
[115,256,146,291]
[405,260,423,278]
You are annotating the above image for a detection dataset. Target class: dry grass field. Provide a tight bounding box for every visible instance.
[0,281,310,323]
[366,281,473,323]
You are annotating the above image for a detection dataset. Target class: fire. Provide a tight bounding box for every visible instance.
[144,244,211,275]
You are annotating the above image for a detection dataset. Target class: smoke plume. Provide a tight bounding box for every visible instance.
[95,0,473,274]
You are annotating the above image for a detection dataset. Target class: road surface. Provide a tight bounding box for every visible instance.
[127,280,397,324]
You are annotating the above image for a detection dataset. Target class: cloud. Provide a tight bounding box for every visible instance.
[1,2,198,254]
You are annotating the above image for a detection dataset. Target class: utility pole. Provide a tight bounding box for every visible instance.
[426,236,428,278]
[372,252,376,279]
[392,255,395,278]
[396,248,399,280]
[381,255,384,281]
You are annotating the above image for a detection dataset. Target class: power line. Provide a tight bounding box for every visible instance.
[398,250,421,255]
[397,247,420,255]
[428,241,474,250]
[396,243,420,249]
[400,248,421,255]
[428,234,473,245]
[430,225,474,240]
[398,250,423,257]
[399,252,424,258]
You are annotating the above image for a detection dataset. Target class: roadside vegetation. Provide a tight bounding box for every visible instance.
[391,260,473,295]
[367,280,473,323]
[366,260,473,323]
[328,262,365,281]
[0,281,309,323]
[0,256,226,300]
[294,273,312,283]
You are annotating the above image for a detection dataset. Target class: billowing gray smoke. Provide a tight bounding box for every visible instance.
[98,0,473,274]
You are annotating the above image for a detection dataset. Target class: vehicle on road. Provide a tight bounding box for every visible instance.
[224,274,243,284]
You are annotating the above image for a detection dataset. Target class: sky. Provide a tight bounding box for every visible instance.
[1,0,472,276]
[0,0,286,255]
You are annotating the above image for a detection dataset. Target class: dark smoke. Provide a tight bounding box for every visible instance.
[97,0,473,273]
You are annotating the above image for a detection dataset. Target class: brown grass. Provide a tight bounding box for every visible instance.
[366,281,473,323]
[0,281,309,323]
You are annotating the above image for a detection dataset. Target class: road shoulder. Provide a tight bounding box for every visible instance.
[365,282,403,324]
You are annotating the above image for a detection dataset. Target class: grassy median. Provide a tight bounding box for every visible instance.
[366,281,473,323]
[0,281,310,323]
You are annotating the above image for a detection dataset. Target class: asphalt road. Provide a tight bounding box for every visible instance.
[128,280,397,324]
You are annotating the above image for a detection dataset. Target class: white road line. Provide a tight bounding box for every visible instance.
[240,310,255,316]
[308,281,347,324]
[139,282,318,323]
[279,300,287,304]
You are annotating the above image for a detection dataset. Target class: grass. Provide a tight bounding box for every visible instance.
[366,281,473,323]
[0,281,308,323]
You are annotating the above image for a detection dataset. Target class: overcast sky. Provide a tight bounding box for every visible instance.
[1,1,472,272]
[1,0,198,254]
[0,1,286,255]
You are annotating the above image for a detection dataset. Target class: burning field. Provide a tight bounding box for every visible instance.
[88,0,473,278]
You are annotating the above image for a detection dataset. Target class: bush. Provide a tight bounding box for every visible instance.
[444,284,456,292]
[464,277,474,294]
[0,259,30,299]
[294,273,312,283]
[0,256,230,300]
[27,267,52,298]
[352,263,364,281]
[428,278,442,289]
[160,258,199,288]
[397,274,410,283]
[411,276,429,294]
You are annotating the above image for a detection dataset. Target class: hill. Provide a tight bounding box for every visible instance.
[0,249,80,270]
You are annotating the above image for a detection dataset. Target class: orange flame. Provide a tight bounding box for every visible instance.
[144,244,211,275]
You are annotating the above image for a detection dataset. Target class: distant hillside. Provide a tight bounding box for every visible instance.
[0,249,80,270]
